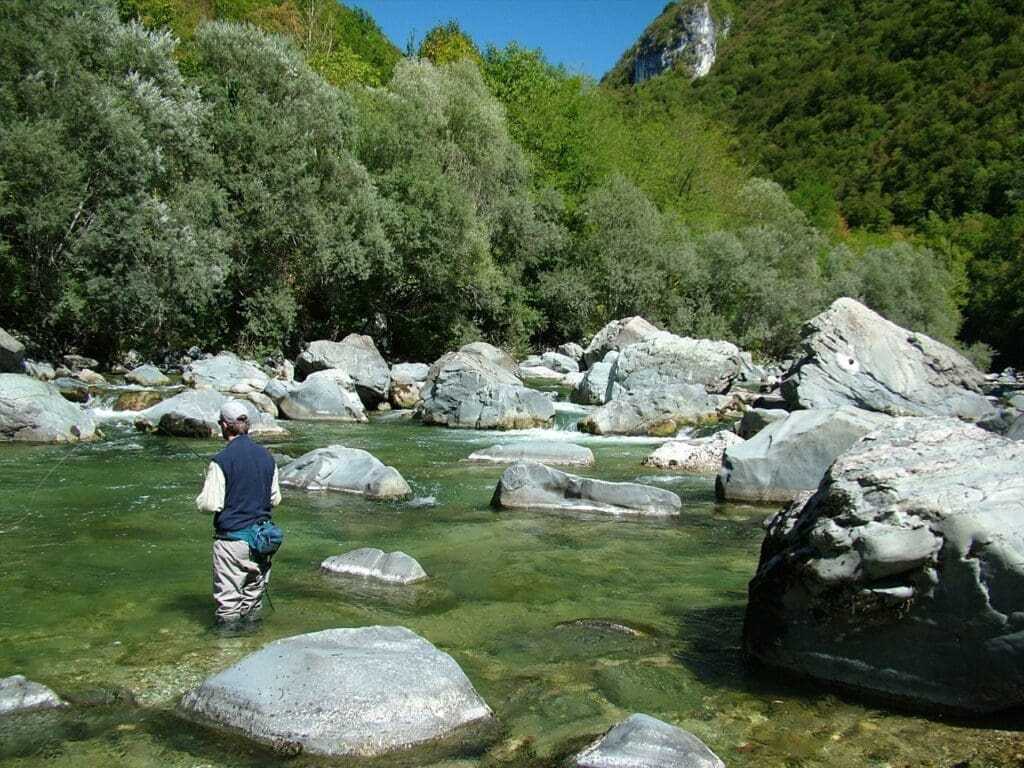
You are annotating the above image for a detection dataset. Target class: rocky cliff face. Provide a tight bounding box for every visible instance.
[621,1,728,84]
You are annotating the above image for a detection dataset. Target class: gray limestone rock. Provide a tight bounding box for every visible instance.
[0,329,26,373]
[643,430,744,473]
[610,331,745,395]
[716,406,891,503]
[577,384,714,437]
[745,417,1024,713]
[417,346,554,430]
[574,713,724,768]
[125,364,170,387]
[179,626,494,757]
[734,407,790,439]
[520,351,580,375]
[0,675,67,714]
[134,389,285,438]
[491,462,681,516]
[0,374,100,442]
[583,317,660,368]
[277,370,367,423]
[571,355,617,405]
[1007,412,1024,441]
[294,335,390,409]
[557,341,585,364]
[280,444,411,499]
[182,352,269,394]
[321,548,428,584]
[781,297,994,421]
[390,362,430,409]
[466,440,595,467]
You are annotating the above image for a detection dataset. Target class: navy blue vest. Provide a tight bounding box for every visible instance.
[211,434,276,535]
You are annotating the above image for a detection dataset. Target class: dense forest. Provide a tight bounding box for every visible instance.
[608,0,1023,367]
[0,0,999,370]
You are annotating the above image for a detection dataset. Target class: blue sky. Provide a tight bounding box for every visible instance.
[351,0,670,79]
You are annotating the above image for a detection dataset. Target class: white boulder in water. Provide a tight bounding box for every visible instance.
[277,370,367,422]
[294,334,390,409]
[280,444,411,499]
[134,389,285,438]
[466,440,595,467]
[182,351,269,393]
[179,626,494,758]
[491,462,681,516]
[321,548,428,584]
[0,675,67,714]
[0,373,99,442]
[574,713,724,768]
[643,430,744,473]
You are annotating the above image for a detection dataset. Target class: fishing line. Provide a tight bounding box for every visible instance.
[26,438,86,509]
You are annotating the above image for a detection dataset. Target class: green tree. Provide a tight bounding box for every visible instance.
[418,20,482,66]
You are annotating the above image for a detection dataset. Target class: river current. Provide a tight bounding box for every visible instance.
[1,396,1022,767]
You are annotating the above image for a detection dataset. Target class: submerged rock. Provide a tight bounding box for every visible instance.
[573,713,724,768]
[179,626,494,758]
[321,548,428,584]
[0,374,99,442]
[491,462,680,516]
[0,675,67,714]
[466,440,595,467]
[745,417,1024,713]
[716,406,892,503]
[280,445,411,499]
[781,297,993,422]
[643,430,744,473]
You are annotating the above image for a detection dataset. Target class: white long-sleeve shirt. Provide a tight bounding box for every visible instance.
[196,462,282,514]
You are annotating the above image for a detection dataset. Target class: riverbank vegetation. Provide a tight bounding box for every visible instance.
[0,0,993,369]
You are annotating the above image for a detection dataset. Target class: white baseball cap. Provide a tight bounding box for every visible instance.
[220,400,249,425]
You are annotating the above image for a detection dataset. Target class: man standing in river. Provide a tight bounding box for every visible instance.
[195,400,281,625]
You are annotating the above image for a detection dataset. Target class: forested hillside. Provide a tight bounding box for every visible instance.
[608,0,1023,366]
[0,0,988,370]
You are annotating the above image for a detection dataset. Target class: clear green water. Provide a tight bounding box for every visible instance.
[1,405,1022,767]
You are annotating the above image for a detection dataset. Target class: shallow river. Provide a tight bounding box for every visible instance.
[1,399,1022,767]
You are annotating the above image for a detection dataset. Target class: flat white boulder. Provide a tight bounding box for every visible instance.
[492,462,681,516]
[321,548,428,584]
[643,430,744,473]
[280,445,411,499]
[0,675,67,714]
[466,440,595,467]
[574,713,724,768]
[179,626,494,757]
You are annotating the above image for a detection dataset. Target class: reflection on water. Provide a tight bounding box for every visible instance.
[1,414,1023,767]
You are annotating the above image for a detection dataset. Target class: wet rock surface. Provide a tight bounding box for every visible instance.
[466,440,595,467]
[745,417,1024,713]
[280,444,412,499]
[0,675,67,714]
[321,547,428,584]
[573,713,724,768]
[0,374,99,442]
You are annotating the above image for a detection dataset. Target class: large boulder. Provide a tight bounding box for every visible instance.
[294,335,390,409]
[491,462,681,516]
[389,362,430,409]
[570,354,617,405]
[182,352,269,394]
[134,389,285,438]
[519,351,581,382]
[577,383,714,437]
[0,675,67,714]
[734,407,790,439]
[609,331,745,395]
[125,364,170,387]
[180,626,494,758]
[643,430,744,473]
[745,417,1024,713]
[582,316,660,368]
[277,370,367,423]
[0,329,26,373]
[0,374,99,442]
[781,297,994,421]
[321,548,428,584]
[574,713,724,768]
[466,440,595,467]
[716,406,891,503]
[280,445,411,499]
[417,345,554,430]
